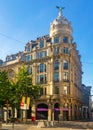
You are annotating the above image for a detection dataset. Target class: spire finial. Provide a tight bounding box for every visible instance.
[56,6,65,17]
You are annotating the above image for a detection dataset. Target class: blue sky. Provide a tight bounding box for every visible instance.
[0,0,93,93]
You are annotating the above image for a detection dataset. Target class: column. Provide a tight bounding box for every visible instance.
[59,104,63,121]
[48,104,51,121]
[68,104,71,120]
[72,104,75,120]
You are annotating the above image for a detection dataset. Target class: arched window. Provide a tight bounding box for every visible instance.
[63,60,68,70]
[54,60,59,70]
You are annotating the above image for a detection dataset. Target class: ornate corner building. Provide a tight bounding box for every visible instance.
[0,7,91,121]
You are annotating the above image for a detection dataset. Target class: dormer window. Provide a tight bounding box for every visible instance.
[54,37,59,44]
[40,41,44,48]
[27,45,31,52]
[63,36,68,43]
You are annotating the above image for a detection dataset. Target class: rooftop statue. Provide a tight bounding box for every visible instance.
[56,6,65,12]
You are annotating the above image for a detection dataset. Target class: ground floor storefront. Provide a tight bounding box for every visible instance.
[1,98,89,122]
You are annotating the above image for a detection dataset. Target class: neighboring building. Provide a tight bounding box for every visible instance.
[0,7,91,121]
[82,84,92,119]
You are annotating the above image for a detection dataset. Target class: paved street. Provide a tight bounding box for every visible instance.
[1,120,93,130]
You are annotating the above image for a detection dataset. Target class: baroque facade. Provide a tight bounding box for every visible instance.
[0,8,91,121]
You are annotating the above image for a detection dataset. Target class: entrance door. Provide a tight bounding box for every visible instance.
[36,103,48,120]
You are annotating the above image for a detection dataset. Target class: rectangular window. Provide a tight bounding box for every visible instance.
[54,72,59,82]
[54,37,59,43]
[54,47,59,55]
[63,47,69,54]
[63,61,68,70]
[54,86,59,94]
[40,87,46,95]
[37,75,46,84]
[63,86,70,94]
[38,51,47,59]
[27,45,31,52]
[63,36,68,43]
[63,72,69,81]
[40,41,44,48]
[26,55,32,61]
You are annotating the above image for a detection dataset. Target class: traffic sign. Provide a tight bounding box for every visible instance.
[20,102,24,106]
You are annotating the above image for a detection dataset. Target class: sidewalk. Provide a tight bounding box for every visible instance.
[1,120,93,130]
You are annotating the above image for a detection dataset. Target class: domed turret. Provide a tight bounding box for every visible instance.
[50,6,72,37]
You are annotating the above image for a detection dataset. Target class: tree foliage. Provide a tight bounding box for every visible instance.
[0,65,41,108]
[0,70,11,106]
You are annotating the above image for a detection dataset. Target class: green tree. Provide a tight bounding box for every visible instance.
[0,70,11,106]
[10,64,41,108]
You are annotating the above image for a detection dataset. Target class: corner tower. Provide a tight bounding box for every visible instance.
[50,6,73,43]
